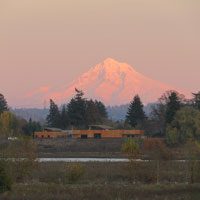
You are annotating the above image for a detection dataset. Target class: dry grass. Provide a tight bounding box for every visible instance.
[1,183,200,200]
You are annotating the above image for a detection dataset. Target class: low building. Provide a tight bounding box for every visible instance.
[35,127,68,139]
[71,129,144,139]
[34,126,144,139]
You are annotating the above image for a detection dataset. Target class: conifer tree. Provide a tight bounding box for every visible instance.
[165,91,182,124]
[67,89,87,128]
[126,95,146,128]
[46,99,61,128]
[22,118,42,136]
[95,100,108,119]
[85,100,101,125]
[60,105,69,129]
[0,94,8,114]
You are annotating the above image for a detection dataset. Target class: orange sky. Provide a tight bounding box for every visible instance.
[1,0,200,107]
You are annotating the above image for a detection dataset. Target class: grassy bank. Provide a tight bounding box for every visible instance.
[36,138,125,158]
[1,138,200,199]
[1,183,200,200]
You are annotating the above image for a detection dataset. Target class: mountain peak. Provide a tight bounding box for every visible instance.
[25,58,190,107]
[103,57,120,64]
[98,58,134,74]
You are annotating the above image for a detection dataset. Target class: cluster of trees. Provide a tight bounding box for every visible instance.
[0,93,41,138]
[125,90,200,146]
[46,89,108,129]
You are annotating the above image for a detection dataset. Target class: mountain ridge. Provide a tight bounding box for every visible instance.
[23,58,190,107]
[48,58,185,105]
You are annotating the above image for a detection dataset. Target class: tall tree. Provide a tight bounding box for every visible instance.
[165,91,182,124]
[149,90,184,136]
[85,100,101,125]
[192,91,200,110]
[46,99,61,128]
[22,118,42,137]
[67,89,87,128]
[166,107,200,145]
[60,105,69,129]
[149,103,166,136]
[94,100,108,119]
[0,94,8,114]
[0,112,18,137]
[126,95,146,128]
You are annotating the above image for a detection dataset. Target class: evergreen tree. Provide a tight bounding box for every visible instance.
[94,100,108,119]
[126,95,146,128]
[165,91,182,124]
[67,89,87,128]
[22,118,42,137]
[60,105,69,129]
[46,99,61,128]
[85,100,101,125]
[149,103,166,137]
[149,90,184,136]
[0,94,8,114]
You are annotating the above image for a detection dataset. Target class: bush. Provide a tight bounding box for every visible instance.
[4,137,38,182]
[122,138,142,159]
[0,161,12,193]
[166,126,179,146]
[65,163,85,184]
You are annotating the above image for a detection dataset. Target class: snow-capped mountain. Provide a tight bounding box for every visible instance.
[46,58,188,106]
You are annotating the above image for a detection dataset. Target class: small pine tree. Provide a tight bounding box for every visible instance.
[126,95,146,128]
[0,94,8,114]
[46,99,61,128]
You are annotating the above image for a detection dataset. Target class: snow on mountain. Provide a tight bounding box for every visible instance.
[46,58,189,106]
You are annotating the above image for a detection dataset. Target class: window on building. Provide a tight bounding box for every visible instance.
[81,134,88,139]
[94,133,101,139]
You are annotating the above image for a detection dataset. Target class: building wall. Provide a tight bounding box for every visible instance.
[35,131,67,139]
[34,130,144,139]
[72,130,143,139]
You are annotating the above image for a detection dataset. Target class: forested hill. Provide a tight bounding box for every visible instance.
[12,108,49,124]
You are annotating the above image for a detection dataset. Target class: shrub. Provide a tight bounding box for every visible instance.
[65,163,85,184]
[5,137,38,182]
[0,161,12,193]
[121,138,141,159]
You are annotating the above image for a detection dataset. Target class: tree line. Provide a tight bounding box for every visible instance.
[0,93,41,138]
[125,90,200,146]
[1,88,200,146]
[46,89,108,129]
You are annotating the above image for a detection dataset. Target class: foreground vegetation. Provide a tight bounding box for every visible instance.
[1,90,200,199]
[2,183,200,200]
[1,159,200,199]
[1,137,200,199]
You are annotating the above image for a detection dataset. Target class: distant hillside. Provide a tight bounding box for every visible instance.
[12,108,49,124]
[107,103,154,121]
[12,104,154,123]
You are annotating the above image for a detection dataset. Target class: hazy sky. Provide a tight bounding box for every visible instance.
[1,0,200,107]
